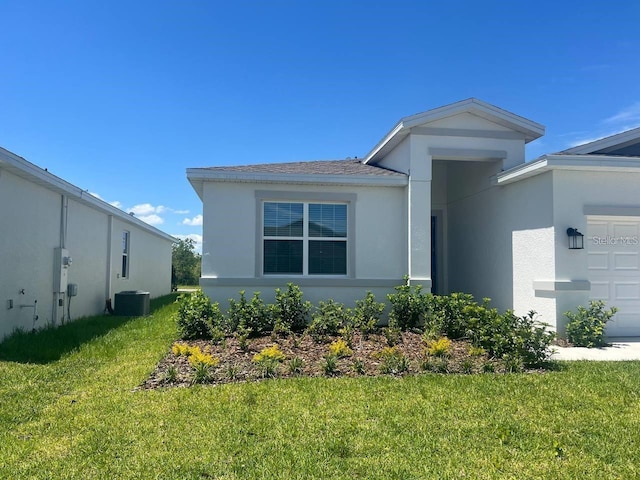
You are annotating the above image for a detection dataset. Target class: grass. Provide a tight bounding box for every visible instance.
[1,295,640,479]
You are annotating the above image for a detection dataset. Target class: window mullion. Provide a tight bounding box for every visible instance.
[303,203,309,275]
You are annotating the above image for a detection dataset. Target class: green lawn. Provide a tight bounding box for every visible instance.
[1,295,639,479]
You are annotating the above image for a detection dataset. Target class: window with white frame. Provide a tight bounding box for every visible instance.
[122,231,130,278]
[263,202,347,275]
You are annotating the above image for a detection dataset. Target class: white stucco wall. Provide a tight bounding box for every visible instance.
[0,169,60,334]
[0,163,173,340]
[200,180,407,311]
[550,169,640,332]
[447,165,556,324]
[376,135,411,173]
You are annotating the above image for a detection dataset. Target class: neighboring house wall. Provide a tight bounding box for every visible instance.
[200,180,407,309]
[0,148,174,340]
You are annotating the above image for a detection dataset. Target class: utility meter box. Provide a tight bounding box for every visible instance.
[67,283,78,297]
[54,248,72,293]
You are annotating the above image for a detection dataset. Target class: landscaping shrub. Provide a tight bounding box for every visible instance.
[328,338,353,358]
[227,290,273,336]
[425,336,452,357]
[270,283,312,334]
[352,291,385,338]
[424,292,481,339]
[174,290,223,339]
[565,300,618,347]
[468,308,555,367]
[307,299,350,341]
[387,279,428,331]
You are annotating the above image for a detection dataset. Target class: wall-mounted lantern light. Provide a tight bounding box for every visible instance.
[566,227,584,250]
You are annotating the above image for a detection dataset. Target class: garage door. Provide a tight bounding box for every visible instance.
[587,218,640,337]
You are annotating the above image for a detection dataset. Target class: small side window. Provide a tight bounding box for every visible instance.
[122,231,130,278]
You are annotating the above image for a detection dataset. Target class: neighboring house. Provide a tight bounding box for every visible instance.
[0,146,175,340]
[187,98,640,336]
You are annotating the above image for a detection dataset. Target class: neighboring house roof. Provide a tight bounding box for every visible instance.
[0,146,176,243]
[187,159,408,200]
[558,126,640,156]
[364,98,545,164]
[494,125,640,185]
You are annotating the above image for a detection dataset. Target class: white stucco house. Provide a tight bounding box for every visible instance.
[187,98,640,336]
[0,146,175,340]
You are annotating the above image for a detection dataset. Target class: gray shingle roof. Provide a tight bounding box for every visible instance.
[203,159,406,177]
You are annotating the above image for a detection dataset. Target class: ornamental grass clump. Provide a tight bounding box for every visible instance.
[252,345,286,378]
[374,346,409,375]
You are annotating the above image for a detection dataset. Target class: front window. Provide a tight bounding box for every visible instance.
[263,202,347,275]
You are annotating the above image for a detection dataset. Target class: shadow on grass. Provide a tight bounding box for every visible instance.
[0,293,180,364]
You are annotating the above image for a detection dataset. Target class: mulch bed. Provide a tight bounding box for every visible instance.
[140,332,513,389]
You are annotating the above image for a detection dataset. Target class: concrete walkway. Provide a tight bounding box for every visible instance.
[551,339,640,361]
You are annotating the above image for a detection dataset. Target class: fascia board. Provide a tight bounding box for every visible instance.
[0,147,176,243]
[186,168,408,187]
[496,154,640,185]
[495,157,549,185]
[403,98,544,141]
[365,98,544,165]
[363,121,406,164]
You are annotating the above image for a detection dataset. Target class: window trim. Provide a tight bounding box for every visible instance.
[122,230,130,279]
[255,191,356,278]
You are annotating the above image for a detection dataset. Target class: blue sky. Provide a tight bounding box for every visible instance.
[2,1,639,251]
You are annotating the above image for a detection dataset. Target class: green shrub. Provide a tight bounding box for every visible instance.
[468,309,555,367]
[383,318,402,346]
[227,291,273,336]
[424,292,481,339]
[387,278,428,331]
[565,300,618,348]
[307,299,350,341]
[352,291,385,338]
[271,284,312,334]
[174,290,223,340]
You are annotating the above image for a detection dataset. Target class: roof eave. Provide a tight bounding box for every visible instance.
[496,154,640,185]
[186,168,408,192]
[0,146,176,243]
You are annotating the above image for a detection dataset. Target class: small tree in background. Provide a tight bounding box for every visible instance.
[172,238,201,287]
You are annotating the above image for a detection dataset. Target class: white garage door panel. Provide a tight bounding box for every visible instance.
[589,281,609,300]
[613,282,640,300]
[588,218,640,337]
[608,312,640,337]
[587,252,608,270]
